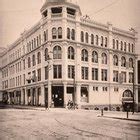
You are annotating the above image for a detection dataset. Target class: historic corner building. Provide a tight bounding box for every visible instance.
[0,0,139,111]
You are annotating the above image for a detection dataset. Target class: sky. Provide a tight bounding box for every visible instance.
[0,0,140,53]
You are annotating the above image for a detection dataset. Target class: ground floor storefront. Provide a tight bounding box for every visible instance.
[1,83,139,112]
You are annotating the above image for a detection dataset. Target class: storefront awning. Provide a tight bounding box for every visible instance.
[122,97,133,103]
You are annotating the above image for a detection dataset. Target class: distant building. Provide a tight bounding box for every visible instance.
[0,0,139,111]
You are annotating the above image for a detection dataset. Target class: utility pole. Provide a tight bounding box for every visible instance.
[46,54,52,110]
[132,65,135,114]
[73,68,76,109]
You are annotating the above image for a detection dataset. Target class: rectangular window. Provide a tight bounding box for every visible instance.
[32,70,36,82]
[53,65,62,79]
[45,66,48,80]
[129,72,133,83]
[113,70,118,82]
[121,72,126,83]
[81,67,88,80]
[101,69,107,81]
[92,68,98,80]
[105,37,107,47]
[37,69,41,81]
[68,65,75,79]
[28,72,31,84]
[23,74,25,85]
[114,87,119,92]
[113,39,115,49]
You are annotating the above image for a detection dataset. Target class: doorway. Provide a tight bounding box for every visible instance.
[52,86,64,107]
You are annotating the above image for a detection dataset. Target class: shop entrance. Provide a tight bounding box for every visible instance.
[122,90,134,111]
[52,86,64,107]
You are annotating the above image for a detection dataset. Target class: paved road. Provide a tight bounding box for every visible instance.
[0,108,140,140]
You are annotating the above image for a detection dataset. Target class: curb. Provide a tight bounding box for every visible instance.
[98,115,140,122]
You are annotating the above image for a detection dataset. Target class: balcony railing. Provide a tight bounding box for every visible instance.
[67,14,76,19]
[51,13,62,18]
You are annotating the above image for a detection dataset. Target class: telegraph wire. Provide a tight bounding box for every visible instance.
[92,0,120,15]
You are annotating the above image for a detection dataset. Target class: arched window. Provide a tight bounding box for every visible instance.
[102,53,107,64]
[28,57,31,68]
[37,52,41,64]
[116,40,119,50]
[85,32,88,43]
[68,46,75,60]
[113,39,115,49]
[45,48,49,61]
[58,27,62,39]
[113,55,118,66]
[32,54,36,66]
[96,35,98,46]
[121,56,126,67]
[71,29,75,40]
[129,58,133,68]
[121,41,123,51]
[52,28,57,39]
[81,49,88,61]
[91,34,94,44]
[53,46,62,59]
[67,28,70,39]
[123,90,133,97]
[81,31,84,42]
[92,51,98,63]
[101,36,103,46]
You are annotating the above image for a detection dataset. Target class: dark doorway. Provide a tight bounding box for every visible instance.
[52,86,64,107]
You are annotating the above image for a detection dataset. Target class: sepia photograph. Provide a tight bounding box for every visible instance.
[0,0,140,139]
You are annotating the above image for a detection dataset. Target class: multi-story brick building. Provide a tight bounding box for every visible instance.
[0,0,139,111]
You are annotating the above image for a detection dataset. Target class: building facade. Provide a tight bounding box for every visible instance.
[136,56,140,111]
[0,0,138,111]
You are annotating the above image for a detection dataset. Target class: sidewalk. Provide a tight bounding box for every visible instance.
[98,111,140,122]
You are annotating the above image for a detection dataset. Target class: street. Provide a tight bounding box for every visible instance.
[0,108,140,140]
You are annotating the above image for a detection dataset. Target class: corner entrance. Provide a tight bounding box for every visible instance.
[52,86,64,107]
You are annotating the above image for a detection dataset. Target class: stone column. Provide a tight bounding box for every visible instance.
[14,91,16,104]
[62,42,68,81]
[36,88,39,106]
[48,83,52,108]
[40,85,45,106]
[76,84,81,105]
[30,88,33,106]
[20,89,24,105]
[25,88,28,105]
[8,92,10,104]
[63,82,67,108]
[76,45,81,81]
[88,84,93,104]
